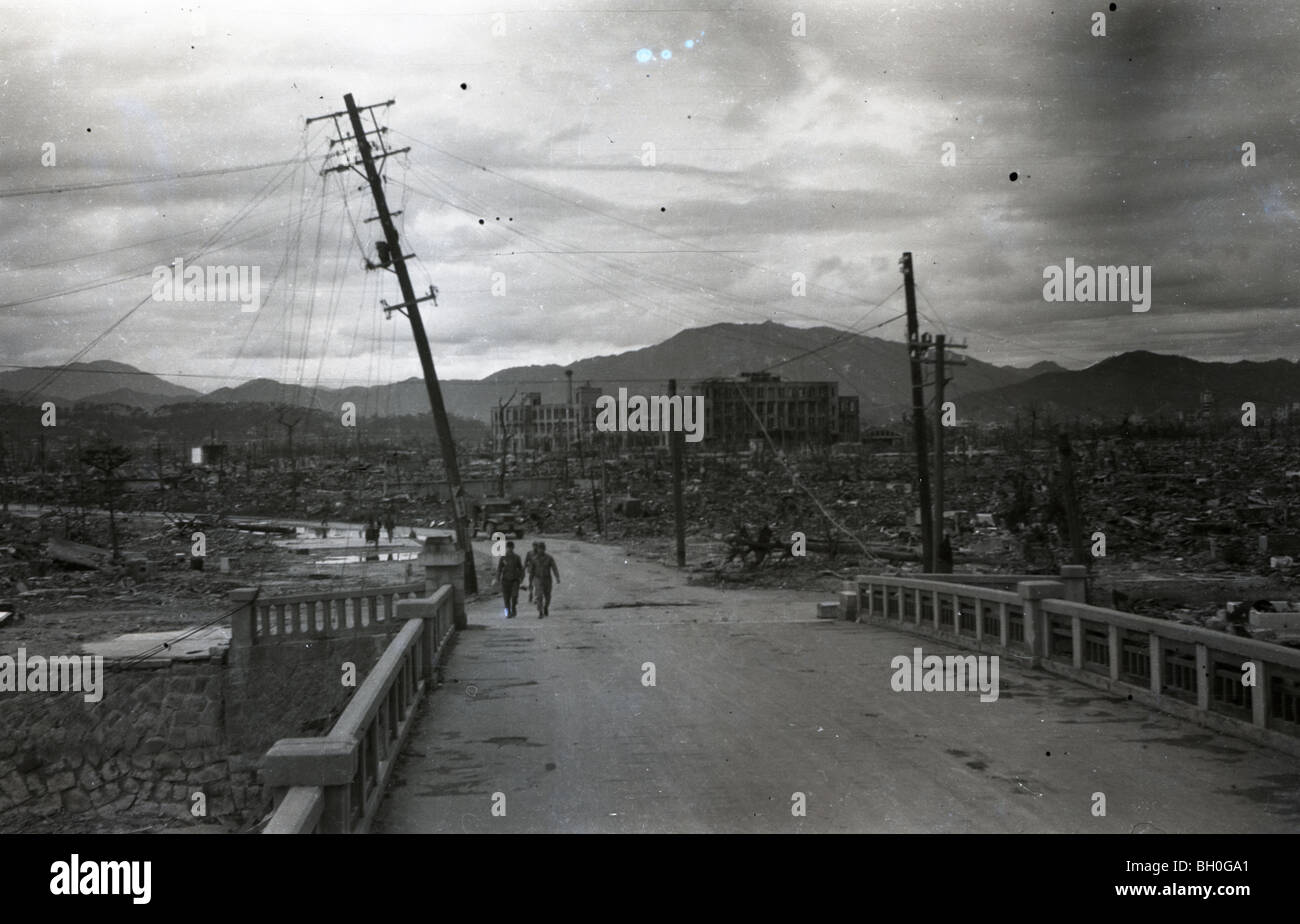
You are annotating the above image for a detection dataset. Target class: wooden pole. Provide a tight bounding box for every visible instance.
[932,334,947,572]
[342,92,478,592]
[669,379,686,566]
[1059,432,1086,565]
[902,252,934,570]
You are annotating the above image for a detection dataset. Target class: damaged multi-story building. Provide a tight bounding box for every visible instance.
[490,383,603,454]
[692,372,861,450]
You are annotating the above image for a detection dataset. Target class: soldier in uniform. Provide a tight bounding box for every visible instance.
[527,541,561,618]
[495,540,525,618]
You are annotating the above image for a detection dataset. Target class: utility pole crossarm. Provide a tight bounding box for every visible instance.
[306,99,396,126]
[379,286,438,316]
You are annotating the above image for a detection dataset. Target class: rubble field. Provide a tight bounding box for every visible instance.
[6,432,1300,649]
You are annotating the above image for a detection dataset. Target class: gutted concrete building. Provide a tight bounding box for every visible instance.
[692,372,860,450]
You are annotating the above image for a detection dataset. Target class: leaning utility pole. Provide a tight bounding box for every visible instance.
[901,252,934,571]
[923,334,967,573]
[668,378,686,567]
[315,93,478,592]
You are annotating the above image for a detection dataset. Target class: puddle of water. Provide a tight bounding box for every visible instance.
[314,551,419,565]
[294,526,358,539]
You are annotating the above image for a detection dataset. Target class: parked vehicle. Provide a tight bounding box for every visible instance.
[472,497,525,539]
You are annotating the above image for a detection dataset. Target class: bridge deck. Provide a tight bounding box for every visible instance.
[373,542,1300,833]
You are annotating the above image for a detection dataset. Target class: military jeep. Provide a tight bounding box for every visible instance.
[473,497,525,539]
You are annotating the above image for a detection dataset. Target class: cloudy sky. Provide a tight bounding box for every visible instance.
[1,0,1297,395]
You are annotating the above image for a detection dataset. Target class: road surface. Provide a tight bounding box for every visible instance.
[373,538,1300,833]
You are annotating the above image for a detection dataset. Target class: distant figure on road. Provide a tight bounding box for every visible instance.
[527,542,560,619]
[365,513,380,549]
[938,534,954,573]
[383,510,396,542]
[495,540,525,618]
[524,541,541,603]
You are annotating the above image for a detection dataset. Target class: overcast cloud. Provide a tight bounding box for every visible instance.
[1,0,1297,393]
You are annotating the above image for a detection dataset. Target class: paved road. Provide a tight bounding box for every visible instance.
[373,539,1300,833]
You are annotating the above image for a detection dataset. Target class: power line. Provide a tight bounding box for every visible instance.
[726,379,884,565]
[392,160,907,380]
[762,296,905,374]
[913,283,1093,369]
[390,130,900,316]
[0,154,311,414]
[0,156,312,199]
[0,142,331,312]
[8,223,214,271]
[112,595,252,669]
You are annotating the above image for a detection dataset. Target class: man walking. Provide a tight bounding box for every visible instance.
[527,541,560,618]
[524,541,541,603]
[496,540,525,618]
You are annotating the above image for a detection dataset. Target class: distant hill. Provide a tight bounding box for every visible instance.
[199,378,326,408]
[0,324,1070,425]
[1019,360,1069,378]
[200,377,440,416]
[960,350,1300,422]
[77,388,193,410]
[470,321,1063,423]
[172,322,1063,424]
[0,360,200,404]
[13,337,1298,430]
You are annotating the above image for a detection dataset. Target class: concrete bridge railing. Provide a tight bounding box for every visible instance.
[258,584,457,833]
[846,574,1300,757]
[229,581,427,645]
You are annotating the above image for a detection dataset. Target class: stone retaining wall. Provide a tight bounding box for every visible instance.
[0,659,257,826]
[0,627,399,830]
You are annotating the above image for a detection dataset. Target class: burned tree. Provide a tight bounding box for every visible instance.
[80,436,132,561]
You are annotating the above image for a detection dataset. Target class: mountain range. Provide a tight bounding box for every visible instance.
[2,325,1292,425]
[0,360,200,408]
[960,351,1300,423]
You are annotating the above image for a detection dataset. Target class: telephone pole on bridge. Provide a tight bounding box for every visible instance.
[310,93,479,595]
